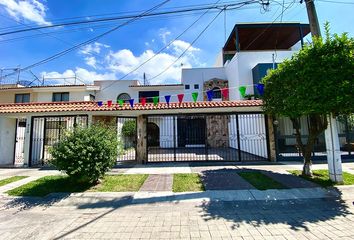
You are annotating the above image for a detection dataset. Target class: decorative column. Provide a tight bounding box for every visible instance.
[87,114,93,126]
[23,116,32,166]
[325,114,343,183]
[136,115,147,164]
[267,115,277,162]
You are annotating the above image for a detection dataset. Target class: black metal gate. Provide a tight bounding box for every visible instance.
[30,115,88,166]
[14,118,26,166]
[275,115,354,161]
[146,113,269,162]
[117,117,137,162]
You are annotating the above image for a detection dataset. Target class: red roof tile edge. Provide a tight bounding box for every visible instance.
[0,100,263,114]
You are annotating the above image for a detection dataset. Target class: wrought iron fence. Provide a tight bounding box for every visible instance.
[30,115,88,166]
[275,116,354,161]
[117,117,137,162]
[146,113,269,162]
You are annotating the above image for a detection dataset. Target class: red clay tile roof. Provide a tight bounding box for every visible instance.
[0,100,262,114]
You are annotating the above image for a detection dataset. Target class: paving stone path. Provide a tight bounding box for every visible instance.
[0,194,354,239]
[139,174,173,192]
[200,169,256,190]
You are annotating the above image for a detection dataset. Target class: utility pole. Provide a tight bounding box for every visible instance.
[303,0,343,183]
[304,0,321,37]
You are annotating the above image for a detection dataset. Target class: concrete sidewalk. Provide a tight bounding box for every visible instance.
[0,187,341,207]
[2,161,354,177]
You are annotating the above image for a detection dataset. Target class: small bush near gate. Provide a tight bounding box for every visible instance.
[49,123,119,183]
[121,120,136,137]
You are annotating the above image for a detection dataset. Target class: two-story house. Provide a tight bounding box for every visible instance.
[0,22,352,167]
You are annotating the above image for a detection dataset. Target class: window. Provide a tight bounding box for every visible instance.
[15,93,30,103]
[213,87,221,99]
[117,93,131,103]
[52,92,69,102]
[185,84,190,90]
[89,94,96,101]
[139,91,159,103]
[44,120,67,145]
[194,84,199,89]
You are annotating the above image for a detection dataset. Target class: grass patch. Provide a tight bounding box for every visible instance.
[238,172,287,190]
[288,169,354,187]
[0,176,28,187]
[7,174,149,197]
[173,173,205,192]
[7,175,93,197]
[90,174,148,192]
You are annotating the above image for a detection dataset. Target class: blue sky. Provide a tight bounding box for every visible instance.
[0,0,353,84]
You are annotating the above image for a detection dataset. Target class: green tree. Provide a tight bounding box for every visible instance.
[262,24,354,176]
[121,120,136,138]
[49,123,119,183]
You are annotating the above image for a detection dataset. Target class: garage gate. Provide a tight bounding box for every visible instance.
[146,113,270,162]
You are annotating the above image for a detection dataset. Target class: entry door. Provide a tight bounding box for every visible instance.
[14,119,26,166]
[177,117,206,147]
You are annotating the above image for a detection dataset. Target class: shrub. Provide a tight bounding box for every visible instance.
[49,123,119,183]
[121,120,136,138]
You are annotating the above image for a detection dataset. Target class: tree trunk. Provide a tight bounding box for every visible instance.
[291,114,328,177]
[303,159,312,176]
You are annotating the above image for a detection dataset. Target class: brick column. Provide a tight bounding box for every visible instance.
[136,115,147,164]
[267,115,277,162]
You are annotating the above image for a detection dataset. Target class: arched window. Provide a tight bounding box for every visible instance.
[117,93,131,103]
[212,87,221,99]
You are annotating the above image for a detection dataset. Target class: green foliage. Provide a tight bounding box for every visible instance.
[262,28,354,118]
[338,114,354,131]
[288,169,354,187]
[90,174,148,192]
[121,120,136,138]
[0,176,27,187]
[7,175,93,197]
[49,123,119,183]
[173,174,205,192]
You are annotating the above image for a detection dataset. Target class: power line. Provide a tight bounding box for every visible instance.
[100,0,233,91]
[0,0,172,80]
[147,10,224,83]
[0,13,74,47]
[0,5,262,45]
[0,1,259,37]
[0,10,229,44]
[0,0,252,32]
[244,0,296,50]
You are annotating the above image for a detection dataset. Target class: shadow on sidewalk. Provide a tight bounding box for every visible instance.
[1,168,352,237]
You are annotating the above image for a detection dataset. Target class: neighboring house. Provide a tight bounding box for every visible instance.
[0,22,352,167]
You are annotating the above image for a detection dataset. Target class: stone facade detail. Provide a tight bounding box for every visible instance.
[203,78,229,101]
[206,115,229,148]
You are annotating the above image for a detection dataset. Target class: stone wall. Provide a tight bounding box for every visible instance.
[206,115,229,148]
[203,78,229,101]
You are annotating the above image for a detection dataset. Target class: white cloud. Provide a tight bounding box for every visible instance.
[66,36,205,84]
[159,29,171,44]
[84,56,97,69]
[79,42,109,55]
[105,48,197,84]
[171,40,200,55]
[41,67,116,84]
[78,42,110,69]
[0,0,51,25]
